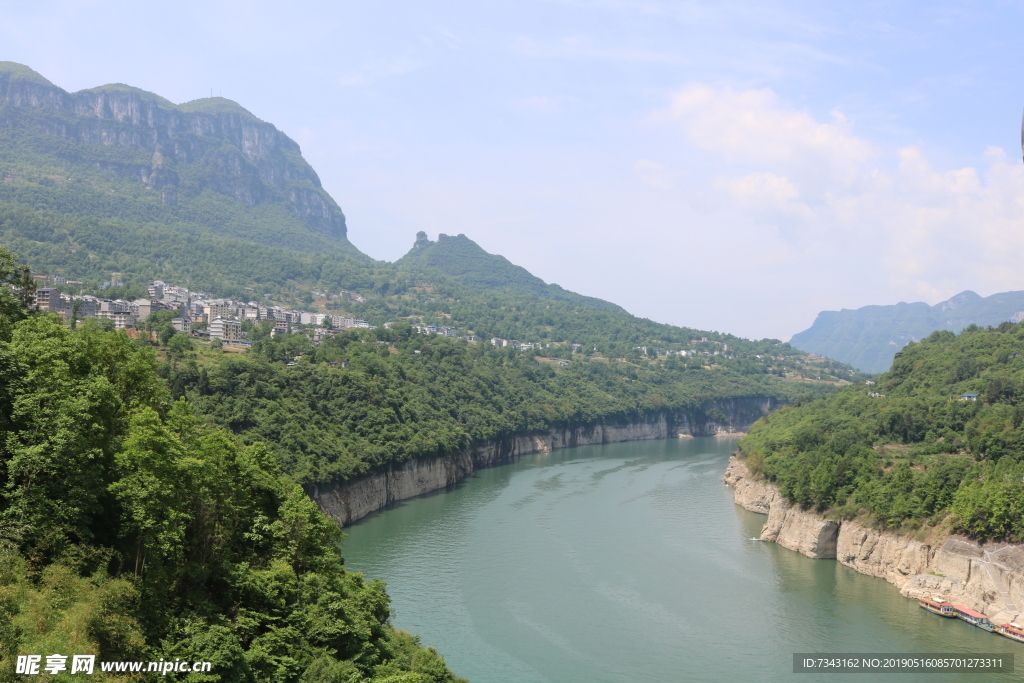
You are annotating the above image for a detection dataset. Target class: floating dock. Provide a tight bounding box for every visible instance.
[919,598,996,633]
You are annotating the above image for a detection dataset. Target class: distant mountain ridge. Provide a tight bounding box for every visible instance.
[790,289,1024,373]
[0,61,356,247]
[395,232,625,312]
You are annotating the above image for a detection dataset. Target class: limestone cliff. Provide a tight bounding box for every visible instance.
[725,456,1024,626]
[0,62,347,240]
[311,397,776,526]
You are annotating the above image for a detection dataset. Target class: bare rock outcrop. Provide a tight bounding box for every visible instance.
[311,398,777,527]
[759,496,839,559]
[725,454,1024,625]
[723,457,775,514]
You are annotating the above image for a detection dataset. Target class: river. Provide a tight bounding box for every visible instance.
[341,437,1019,682]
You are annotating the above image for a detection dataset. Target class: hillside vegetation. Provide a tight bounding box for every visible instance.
[0,236,848,679]
[0,248,463,682]
[740,322,1024,541]
[166,323,842,487]
[396,232,623,312]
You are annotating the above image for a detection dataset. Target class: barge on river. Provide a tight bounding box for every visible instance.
[950,605,994,632]
[996,622,1024,643]
[918,598,994,632]
[918,598,955,617]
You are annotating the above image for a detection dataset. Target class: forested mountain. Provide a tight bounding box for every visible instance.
[395,231,623,312]
[740,321,1024,541]
[790,290,1024,373]
[175,324,847,486]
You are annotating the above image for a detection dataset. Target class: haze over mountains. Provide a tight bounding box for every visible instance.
[790,290,1024,373]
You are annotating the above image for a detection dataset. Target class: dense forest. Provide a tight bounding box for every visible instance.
[739,322,1024,541]
[0,247,463,682]
[167,323,837,486]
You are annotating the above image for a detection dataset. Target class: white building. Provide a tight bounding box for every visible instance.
[209,317,243,343]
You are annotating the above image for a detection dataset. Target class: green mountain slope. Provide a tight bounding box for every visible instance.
[0,61,368,282]
[396,231,624,312]
[790,290,1024,373]
[740,321,1024,540]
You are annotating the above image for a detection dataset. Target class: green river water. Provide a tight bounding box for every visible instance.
[341,437,1020,682]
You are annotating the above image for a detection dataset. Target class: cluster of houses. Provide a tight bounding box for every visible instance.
[413,324,460,337]
[34,279,608,358]
[33,279,375,343]
[490,338,548,351]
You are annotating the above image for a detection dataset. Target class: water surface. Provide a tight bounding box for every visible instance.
[342,437,1019,682]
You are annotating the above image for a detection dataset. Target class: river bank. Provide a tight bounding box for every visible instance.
[308,397,775,526]
[725,455,1024,627]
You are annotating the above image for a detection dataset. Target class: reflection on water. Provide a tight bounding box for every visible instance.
[342,438,1020,682]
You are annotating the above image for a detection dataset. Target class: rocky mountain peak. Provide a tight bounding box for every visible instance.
[0,63,346,240]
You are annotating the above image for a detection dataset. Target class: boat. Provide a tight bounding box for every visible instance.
[950,604,995,632]
[996,622,1024,643]
[918,597,955,617]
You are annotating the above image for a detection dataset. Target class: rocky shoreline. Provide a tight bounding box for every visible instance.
[725,455,1024,626]
[307,397,775,526]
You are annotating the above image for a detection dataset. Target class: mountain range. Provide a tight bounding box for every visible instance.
[790,289,1024,373]
[0,61,863,380]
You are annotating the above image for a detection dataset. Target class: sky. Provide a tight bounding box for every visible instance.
[3,0,1024,340]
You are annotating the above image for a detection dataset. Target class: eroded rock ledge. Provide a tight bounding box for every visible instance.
[725,455,1024,626]
[308,398,775,527]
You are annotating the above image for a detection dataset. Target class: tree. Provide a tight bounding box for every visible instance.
[0,247,34,336]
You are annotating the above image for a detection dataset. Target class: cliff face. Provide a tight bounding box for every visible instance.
[311,397,776,526]
[0,63,346,239]
[725,456,1024,626]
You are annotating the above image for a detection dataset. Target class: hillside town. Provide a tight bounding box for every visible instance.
[29,278,794,364]
[32,279,377,343]
[30,277,590,353]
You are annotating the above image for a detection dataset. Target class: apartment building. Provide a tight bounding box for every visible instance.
[209,317,243,343]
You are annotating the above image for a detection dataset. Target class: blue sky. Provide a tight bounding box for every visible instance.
[4,1,1024,339]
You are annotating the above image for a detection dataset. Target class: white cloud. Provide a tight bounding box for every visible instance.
[662,84,874,180]
[654,83,1024,309]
